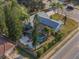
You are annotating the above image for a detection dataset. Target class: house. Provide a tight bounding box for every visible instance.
[19,12,63,49]
[0,35,15,58]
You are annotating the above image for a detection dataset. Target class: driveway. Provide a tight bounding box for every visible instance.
[64,8,79,22]
[50,32,79,59]
[58,7,79,22]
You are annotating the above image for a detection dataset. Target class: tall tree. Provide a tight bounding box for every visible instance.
[0,1,7,35]
[20,6,30,22]
[4,0,22,42]
[32,14,40,46]
[17,0,45,14]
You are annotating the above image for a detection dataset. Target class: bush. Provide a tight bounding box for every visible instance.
[45,44,49,50]
[54,32,64,42]
[43,46,47,52]
[36,40,57,57]
[51,40,55,45]
[37,47,44,57]
[48,42,52,49]
[37,51,41,57]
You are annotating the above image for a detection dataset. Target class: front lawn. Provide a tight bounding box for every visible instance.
[51,13,78,35]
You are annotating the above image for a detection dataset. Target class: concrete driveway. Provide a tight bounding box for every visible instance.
[65,9,79,22]
[58,7,79,22]
[50,32,79,59]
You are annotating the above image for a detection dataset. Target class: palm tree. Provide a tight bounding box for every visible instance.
[32,14,40,47]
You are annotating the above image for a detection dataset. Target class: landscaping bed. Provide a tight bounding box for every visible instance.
[51,13,78,35]
[35,13,78,58]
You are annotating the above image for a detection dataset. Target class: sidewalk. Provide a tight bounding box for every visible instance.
[46,10,55,16]
[39,27,79,59]
[75,6,79,10]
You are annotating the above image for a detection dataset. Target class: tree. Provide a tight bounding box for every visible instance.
[63,15,67,25]
[19,6,30,22]
[4,0,22,42]
[0,1,8,35]
[50,2,68,25]
[43,27,53,37]
[32,14,40,46]
[17,0,45,14]
[50,2,64,13]
[54,32,64,42]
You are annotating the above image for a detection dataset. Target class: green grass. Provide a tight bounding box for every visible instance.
[51,13,78,35]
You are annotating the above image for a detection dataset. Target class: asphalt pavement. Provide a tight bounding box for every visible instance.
[58,7,79,22]
[50,32,79,59]
[65,8,79,22]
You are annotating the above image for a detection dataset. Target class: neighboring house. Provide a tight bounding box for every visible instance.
[0,36,15,58]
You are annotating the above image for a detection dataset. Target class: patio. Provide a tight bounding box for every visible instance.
[20,35,33,49]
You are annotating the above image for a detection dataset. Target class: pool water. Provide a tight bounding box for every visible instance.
[37,34,47,43]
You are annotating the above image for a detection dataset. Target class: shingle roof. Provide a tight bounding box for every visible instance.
[0,36,15,57]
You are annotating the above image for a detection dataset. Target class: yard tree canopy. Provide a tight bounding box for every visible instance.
[0,0,29,42]
[3,0,23,42]
[0,1,8,35]
[17,0,45,14]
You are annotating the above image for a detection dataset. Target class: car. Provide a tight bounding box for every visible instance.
[66,4,74,11]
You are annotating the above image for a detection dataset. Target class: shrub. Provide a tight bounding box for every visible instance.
[48,42,52,49]
[37,51,41,57]
[43,46,47,52]
[37,47,44,57]
[51,40,55,45]
[54,32,64,42]
[45,44,49,50]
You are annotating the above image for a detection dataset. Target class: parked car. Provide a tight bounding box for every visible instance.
[66,4,74,11]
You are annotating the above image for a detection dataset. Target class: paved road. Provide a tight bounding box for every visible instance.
[58,7,79,22]
[50,32,79,59]
[64,8,79,22]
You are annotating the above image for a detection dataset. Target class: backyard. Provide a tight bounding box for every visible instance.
[35,13,78,58]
